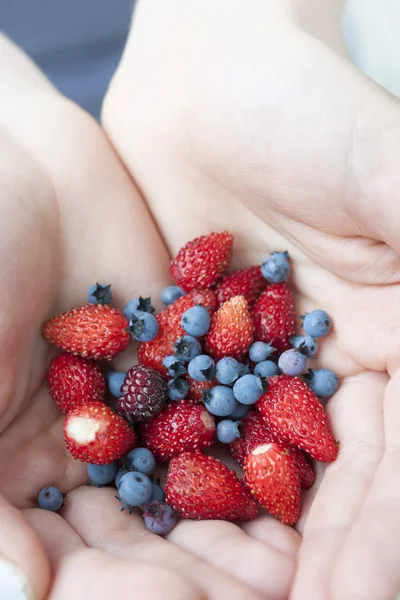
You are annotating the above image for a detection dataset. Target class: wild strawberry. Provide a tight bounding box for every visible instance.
[244,443,301,525]
[64,402,136,464]
[230,409,316,489]
[186,374,217,402]
[46,353,106,414]
[252,283,296,353]
[170,231,233,291]
[257,375,338,462]
[116,365,167,423]
[138,289,216,375]
[205,296,254,360]
[138,402,215,462]
[43,304,130,360]
[165,452,258,521]
[215,266,266,309]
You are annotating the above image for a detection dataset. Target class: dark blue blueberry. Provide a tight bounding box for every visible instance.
[124,296,155,320]
[107,371,127,398]
[38,487,64,512]
[167,377,190,401]
[127,312,159,342]
[233,374,266,405]
[249,341,276,363]
[143,501,177,535]
[253,360,280,378]
[302,310,332,338]
[229,403,250,419]
[203,385,238,416]
[118,472,153,507]
[261,251,290,283]
[216,420,241,444]
[215,357,241,385]
[87,283,112,305]
[149,481,166,503]
[278,349,307,376]
[188,355,215,382]
[304,368,339,399]
[162,355,187,377]
[290,335,318,358]
[125,448,155,476]
[181,305,211,337]
[174,336,202,361]
[161,286,185,306]
[87,462,118,486]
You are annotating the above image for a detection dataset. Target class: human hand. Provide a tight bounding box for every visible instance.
[102,2,400,598]
[0,35,298,600]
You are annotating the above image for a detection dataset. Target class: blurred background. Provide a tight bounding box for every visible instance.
[1,0,399,121]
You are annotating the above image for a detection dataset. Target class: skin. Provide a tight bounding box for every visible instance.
[1,0,400,598]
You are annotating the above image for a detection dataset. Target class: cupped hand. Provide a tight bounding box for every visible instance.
[102,2,400,599]
[0,35,298,600]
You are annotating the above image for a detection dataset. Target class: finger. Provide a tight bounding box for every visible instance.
[0,495,50,600]
[329,368,400,600]
[242,514,301,556]
[62,485,265,600]
[168,517,297,599]
[291,371,386,600]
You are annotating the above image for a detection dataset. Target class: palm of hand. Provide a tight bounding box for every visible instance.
[1,1,400,596]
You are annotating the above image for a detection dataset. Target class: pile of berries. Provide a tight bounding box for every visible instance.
[38,231,339,531]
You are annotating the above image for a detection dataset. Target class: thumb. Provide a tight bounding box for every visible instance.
[0,495,50,599]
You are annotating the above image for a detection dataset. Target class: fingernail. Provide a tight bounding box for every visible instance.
[0,557,34,600]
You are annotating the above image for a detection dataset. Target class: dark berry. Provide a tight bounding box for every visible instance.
[116,365,167,422]
[38,487,64,512]
[143,501,177,535]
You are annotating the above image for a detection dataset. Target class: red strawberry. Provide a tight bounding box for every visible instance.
[215,266,266,309]
[138,402,215,462]
[46,353,106,414]
[170,231,233,291]
[205,296,254,360]
[186,375,217,402]
[257,375,338,462]
[244,443,301,525]
[116,365,167,423]
[138,289,216,375]
[64,402,136,464]
[43,304,130,360]
[230,409,316,489]
[165,452,258,521]
[252,283,296,353]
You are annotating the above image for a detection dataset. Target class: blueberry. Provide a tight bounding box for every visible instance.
[38,487,64,512]
[233,374,266,405]
[107,371,127,398]
[124,296,155,320]
[162,355,187,377]
[249,341,276,363]
[161,286,185,306]
[304,368,339,399]
[203,385,238,416]
[290,335,318,358]
[115,465,129,490]
[188,355,215,382]
[174,335,202,361]
[149,481,166,503]
[143,501,177,535]
[261,251,290,283]
[87,462,118,486]
[181,305,211,337]
[238,362,251,376]
[302,310,332,338]
[229,403,250,419]
[216,420,241,444]
[127,312,159,342]
[278,349,307,376]
[215,357,241,385]
[87,283,112,305]
[167,377,190,401]
[118,472,153,507]
[125,448,155,475]
[254,360,280,378]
